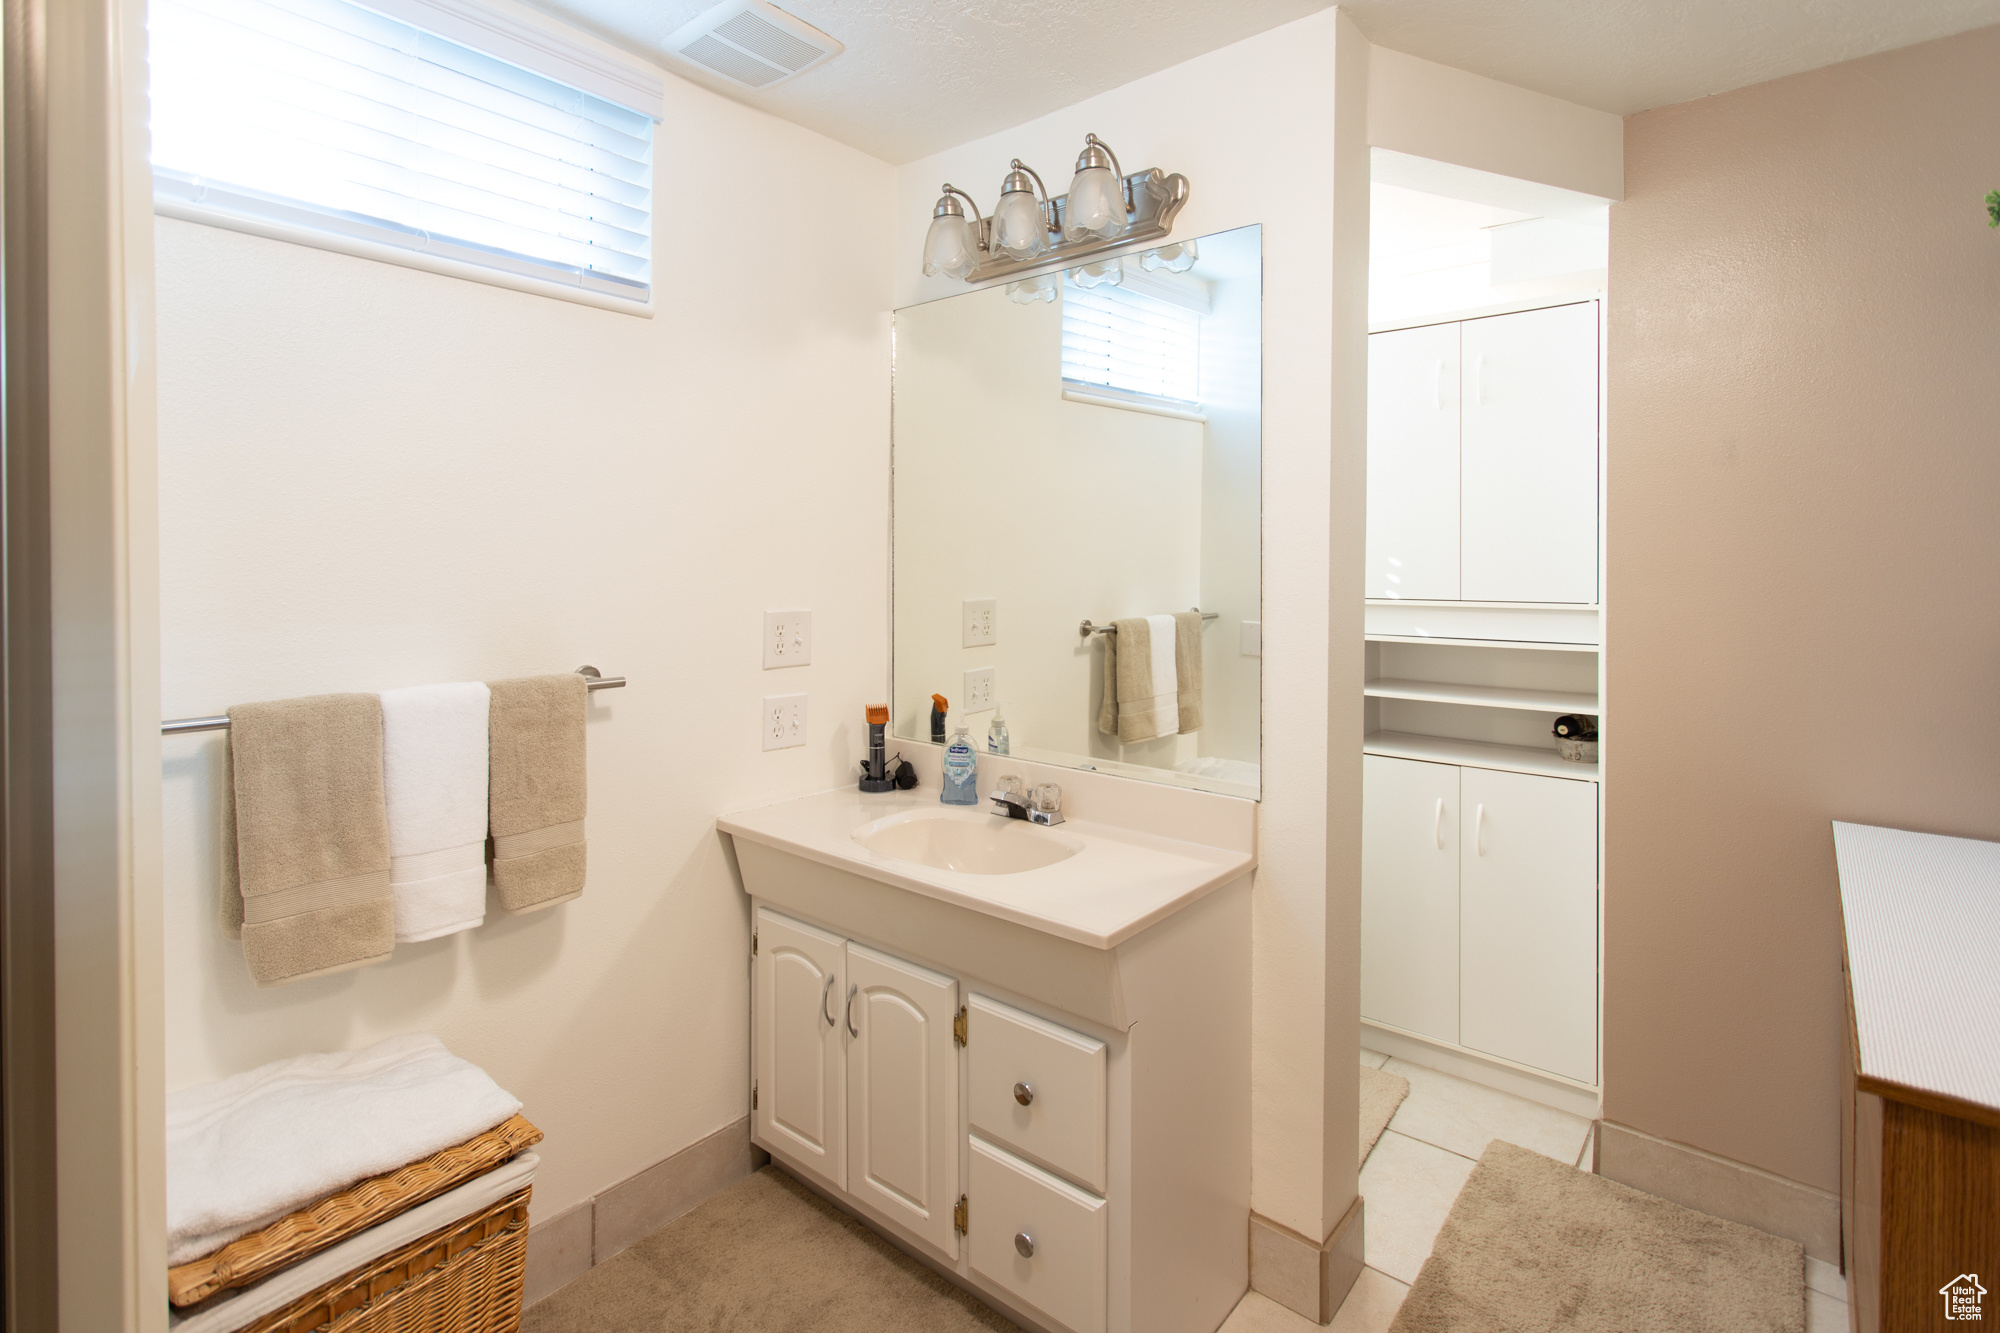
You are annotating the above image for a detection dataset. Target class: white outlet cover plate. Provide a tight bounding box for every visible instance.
[1241,620,1262,657]
[963,666,995,712]
[763,610,811,669]
[962,598,996,648]
[762,694,807,750]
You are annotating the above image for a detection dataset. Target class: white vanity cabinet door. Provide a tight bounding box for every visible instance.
[1367,321,1462,600]
[754,907,846,1190]
[1458,769,1598,1083]
[1361,755,1462,1043]
[1459,302,1599,604]
[845,943,961,1256]
[969,1136,1108,1333]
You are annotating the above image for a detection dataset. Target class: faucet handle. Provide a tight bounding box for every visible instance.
[1031,783,1062,815]
[995,774,1026,802]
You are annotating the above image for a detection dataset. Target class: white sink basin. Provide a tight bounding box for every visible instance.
[854,809,1081,876]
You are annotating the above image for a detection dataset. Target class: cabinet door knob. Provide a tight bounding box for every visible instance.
[1013,1081,1035,1107]
[1015,1232,1035,1258]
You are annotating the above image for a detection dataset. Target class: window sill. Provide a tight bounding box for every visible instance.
[1060,384,1207,423]
[156,197,655,318]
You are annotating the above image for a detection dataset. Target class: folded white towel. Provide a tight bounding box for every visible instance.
[380,682,490,943]
[1132,613,1180,740]
[165,1033,520,1266]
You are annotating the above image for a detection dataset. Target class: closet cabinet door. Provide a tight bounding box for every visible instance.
[1458,769,1598,1083]
[846,943,961,1256]
[754,908,846,1189]
[1367,322,1461,600]
[1460,303,1598,603]
[1361,755,1460,1043]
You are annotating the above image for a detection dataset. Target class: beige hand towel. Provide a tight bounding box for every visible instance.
[487,674,587,914]
[1097,617,1179,743]
[221,694,394,987]
[1174,610,1204,734]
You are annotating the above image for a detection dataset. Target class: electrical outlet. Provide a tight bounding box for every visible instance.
[762,694,807,750]
[763,610,812,668]
[963,667,995,712]
[962,598,997,647]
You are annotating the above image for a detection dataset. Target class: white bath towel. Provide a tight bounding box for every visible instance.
[1134,613,1180,739]
[165,1033,521,1266]
[380,681,490,942]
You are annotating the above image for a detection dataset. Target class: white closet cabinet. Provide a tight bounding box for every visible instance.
[1367,300,1599,606]
[1458,768,1599,1084]
[1360,757,1598,1085]
[1459,303,1599,603]
[1360,755,1460,1043]
[1367,321,1461,600]
[753,910,846,1189]
[754,908,961,1253]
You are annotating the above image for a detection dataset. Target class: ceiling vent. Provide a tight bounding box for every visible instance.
[665,1,842,90]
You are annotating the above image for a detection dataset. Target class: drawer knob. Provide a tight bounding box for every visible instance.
[1013,1081,1035,1107]
[1015,1231,1035,1258]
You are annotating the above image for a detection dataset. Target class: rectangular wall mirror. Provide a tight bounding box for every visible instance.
[893,224,1262,798]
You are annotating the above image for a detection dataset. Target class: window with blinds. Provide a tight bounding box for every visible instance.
[149,0,656,304]
[1060,276,1202,412]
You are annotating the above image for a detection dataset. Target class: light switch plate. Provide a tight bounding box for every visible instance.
[963,666,995,712]
[762,694,807,750]
[1241,621,1262,657]
[763,610,811,668]
[962,599,997,647]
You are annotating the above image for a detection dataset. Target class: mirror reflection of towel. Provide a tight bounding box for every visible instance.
[1098,614,1200,743]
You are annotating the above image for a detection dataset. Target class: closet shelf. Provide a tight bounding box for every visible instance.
[1365,633,1600,653]
[1364,677,1600,715]
[1364,731,1599,783]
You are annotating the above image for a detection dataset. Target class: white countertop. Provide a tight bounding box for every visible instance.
[1833,820,2000,1115]
[719,786,1257,950]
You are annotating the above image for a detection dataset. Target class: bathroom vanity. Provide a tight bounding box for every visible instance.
[719,766,1254,1333]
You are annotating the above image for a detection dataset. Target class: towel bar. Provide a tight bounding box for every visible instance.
[1078,610,1220,639]
[160,666,626,735]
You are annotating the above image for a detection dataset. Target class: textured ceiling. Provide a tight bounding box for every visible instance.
[528,0,2000,164]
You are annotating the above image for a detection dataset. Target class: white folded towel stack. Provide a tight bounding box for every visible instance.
[1135,613,1181,739]
[165,1033,521,1266]
[379,681,491,943]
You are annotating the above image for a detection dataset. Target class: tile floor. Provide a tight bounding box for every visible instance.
[1219,1051,1850,1332]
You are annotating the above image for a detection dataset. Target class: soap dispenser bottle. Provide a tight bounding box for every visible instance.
[987,702,1010,755]
[941,727,979,805]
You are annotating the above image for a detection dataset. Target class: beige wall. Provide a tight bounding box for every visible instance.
[1606,24,2000,1192]
[156,33,894,1235]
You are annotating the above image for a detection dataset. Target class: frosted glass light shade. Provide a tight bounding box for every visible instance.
[923,213,975,280]
[1063,166,1127,242]
[991,189,1048,260]
[1071,258,1122,289]
[1007,274,1059,304]
[1140,240,1197,273]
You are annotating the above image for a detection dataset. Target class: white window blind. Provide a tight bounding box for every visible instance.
[1060,277,1202,410]
[149,0,655,303]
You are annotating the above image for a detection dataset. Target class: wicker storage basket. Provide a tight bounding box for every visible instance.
[171,1116,543,1307]
[235,1185,530,1333]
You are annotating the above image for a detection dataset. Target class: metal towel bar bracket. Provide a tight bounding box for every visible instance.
[1079,609,1220,638]
[161,665,626,735]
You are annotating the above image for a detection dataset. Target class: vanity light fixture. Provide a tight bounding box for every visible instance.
[1140,239,1198,273]
[1070,257,1123,289]
[920,133,1189,286]
[1006,273,1059,304]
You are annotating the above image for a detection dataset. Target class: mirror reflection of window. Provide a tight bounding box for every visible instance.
[1060,271,1204,415]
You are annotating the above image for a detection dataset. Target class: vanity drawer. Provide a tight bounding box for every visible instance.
[969,1136,1107,1333]
[967,995,1107,1193]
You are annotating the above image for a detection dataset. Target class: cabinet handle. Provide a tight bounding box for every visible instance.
[1433,359,1446,411]
[845,983,860,1038]
[1475,803,1487,857]
[1014,1081,1035,1107]
[1015,1232,1036,1259]
[821,973,836,1028]
[1434,798,1445,850]
[1473,353,1486,407]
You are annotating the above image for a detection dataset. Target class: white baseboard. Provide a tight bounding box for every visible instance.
[1362,1022,1601,1119]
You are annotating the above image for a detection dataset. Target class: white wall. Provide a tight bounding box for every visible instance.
[896,8,1370,1243]
[155,47,895,1232]
[891,284,1203,767]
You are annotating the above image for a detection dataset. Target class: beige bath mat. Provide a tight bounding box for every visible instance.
[1360,1064,1410,1165]
[1390,1141,1804,1332]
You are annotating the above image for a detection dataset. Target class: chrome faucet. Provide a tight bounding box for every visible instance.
[990,776,1063,827]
